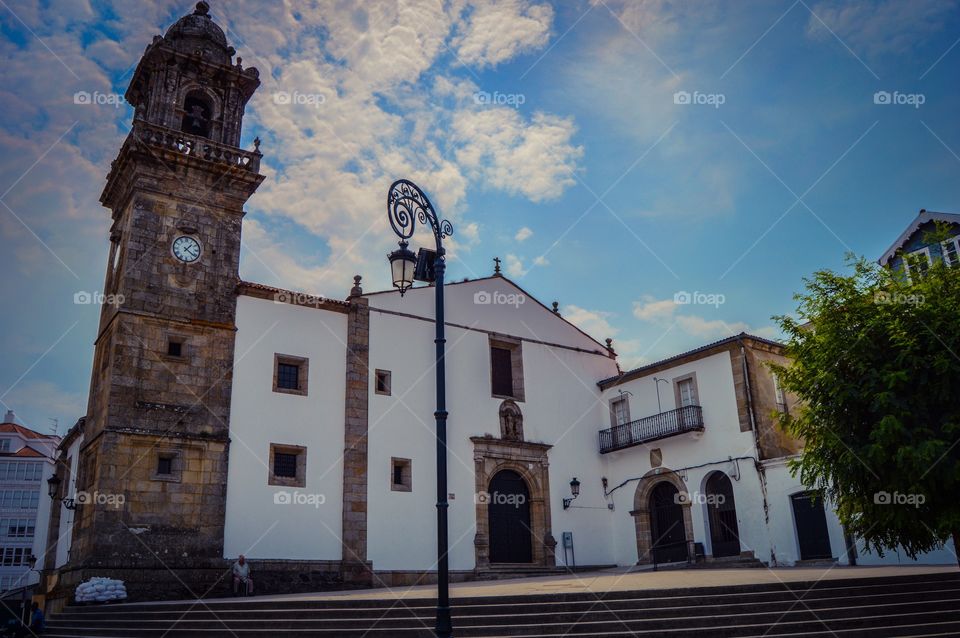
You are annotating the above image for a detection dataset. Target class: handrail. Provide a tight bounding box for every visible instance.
[599,405,704,453]
[130,120,261,173]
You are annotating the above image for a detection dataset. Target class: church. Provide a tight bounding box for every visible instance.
[40,2,954,607]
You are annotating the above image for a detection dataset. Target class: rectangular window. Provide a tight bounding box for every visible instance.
[673,373,700,408]
[489,337,524,401]
[156,456,173,476]
[166,339,183,357]
[375,369,392,396]
[942,237,960,267]
[611,397,630,426]
[0,440,9,452]
[1,519,34,538]
[390,457,412,492]
[772,373,787,411]
[273,354,309,396]
[0,490,39,510]
[268,444,306,488]
[276,363,299,390]
[273,453,297,478]
[905,247,932,278]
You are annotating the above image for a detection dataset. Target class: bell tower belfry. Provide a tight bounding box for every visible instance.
[63,1,264,596]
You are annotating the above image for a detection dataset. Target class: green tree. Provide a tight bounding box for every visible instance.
[773,235,960,565]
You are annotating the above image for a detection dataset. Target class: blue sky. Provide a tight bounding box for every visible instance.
[0,0,959,432]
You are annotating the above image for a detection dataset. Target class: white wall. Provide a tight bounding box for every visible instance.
[224,295,349,560]
[365,277,620,571]
[54,435,83,568]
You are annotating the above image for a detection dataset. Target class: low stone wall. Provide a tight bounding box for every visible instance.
[46,559,374,610]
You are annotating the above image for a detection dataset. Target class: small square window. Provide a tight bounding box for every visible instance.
[273,453,297,478]
[390,457,412,492]
[151,450,181,482]
[273,355,308,396]
[268,444,306,488]
[157,456,173,475]
[166,340,183,357]
[375,369,392,396]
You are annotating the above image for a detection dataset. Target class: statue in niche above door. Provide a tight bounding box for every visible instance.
[499,400,524,441]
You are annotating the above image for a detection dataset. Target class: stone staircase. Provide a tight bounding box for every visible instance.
[46,571,960,637]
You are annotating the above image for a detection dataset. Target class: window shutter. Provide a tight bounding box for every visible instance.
[491,347,514,396]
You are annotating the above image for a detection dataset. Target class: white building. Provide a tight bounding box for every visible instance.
[0,411,58,592]
[218,273,952,586]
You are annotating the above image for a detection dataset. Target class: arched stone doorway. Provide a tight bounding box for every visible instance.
[471,436,556,570]
[488,470,533,563]
[630,469,694,564]
[705,471,741,558]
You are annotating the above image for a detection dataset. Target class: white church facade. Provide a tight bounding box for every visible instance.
[41,2,953,605]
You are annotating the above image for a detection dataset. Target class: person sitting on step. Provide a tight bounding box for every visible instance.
[232,555,254,596]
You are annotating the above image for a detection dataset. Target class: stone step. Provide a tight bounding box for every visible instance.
[46,572,960,638]
[57,571,960,613]
[47,586,960,623]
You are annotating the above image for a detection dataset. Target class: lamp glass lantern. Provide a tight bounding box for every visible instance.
[47,474,61,499]
[570,477,581,498]
[388,241,417,295]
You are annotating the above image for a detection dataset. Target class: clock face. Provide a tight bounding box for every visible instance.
[171,235,201,263]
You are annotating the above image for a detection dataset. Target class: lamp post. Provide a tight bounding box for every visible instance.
[386,179,454,638]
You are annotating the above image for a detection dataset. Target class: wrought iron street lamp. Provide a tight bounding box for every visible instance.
[563,477,582,510]
[386,179,454,637]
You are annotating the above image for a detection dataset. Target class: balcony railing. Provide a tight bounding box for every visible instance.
[599,405,704,454]
[130,120,262,173]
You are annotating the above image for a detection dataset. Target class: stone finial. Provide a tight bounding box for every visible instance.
[253,136,261,152]
[605,338,615,354]
[349,275,363,298]
[551,301,560,315]
[493,256,501,275]
[195,1,210,16]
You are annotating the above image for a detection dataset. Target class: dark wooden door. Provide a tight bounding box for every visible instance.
[706,472,741,558]
[649,482,688,563]
[488,470,533,563]
[791,492,833,560]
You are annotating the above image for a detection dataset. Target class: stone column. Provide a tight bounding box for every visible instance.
[340,287,371,584]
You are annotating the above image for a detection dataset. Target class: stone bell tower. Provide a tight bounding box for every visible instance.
[62,1,264,596]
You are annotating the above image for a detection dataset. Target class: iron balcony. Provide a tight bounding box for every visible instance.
[599,405,704,453]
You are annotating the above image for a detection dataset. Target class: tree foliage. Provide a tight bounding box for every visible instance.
[772,232,960,560]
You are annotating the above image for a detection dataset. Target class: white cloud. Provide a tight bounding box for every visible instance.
[453,0,554,68]
[515,226,533,242]
[632,295,678,321]
[452,108,582,202]
[504,253,527,278]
